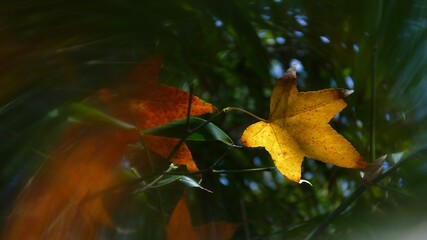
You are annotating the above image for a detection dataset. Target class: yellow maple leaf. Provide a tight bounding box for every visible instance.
[241,66,366,182]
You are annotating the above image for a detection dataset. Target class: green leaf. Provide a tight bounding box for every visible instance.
[153,175,181,187]
[151,175,212,193]
[68,103,136,130]
[178,176,201,188]
[142,117,235,146]
[178,176,213,193]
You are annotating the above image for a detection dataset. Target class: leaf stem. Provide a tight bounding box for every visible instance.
[164,166,275,175]
[212,167,275,174]
[224,107,267,122]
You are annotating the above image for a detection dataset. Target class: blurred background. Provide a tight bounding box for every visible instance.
[1,0,426,239]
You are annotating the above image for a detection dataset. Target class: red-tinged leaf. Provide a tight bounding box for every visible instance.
[116,57,217,171]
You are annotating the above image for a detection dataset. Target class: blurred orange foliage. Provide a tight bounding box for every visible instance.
[167,195,239,240]
[1,57,216,239]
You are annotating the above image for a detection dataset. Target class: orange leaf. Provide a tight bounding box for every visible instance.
[2,57,217,239]
[241,66,366,182]
[121,57,216,171]
[167,196,239,240]
[2,128,129,240]
[144,135,199,172]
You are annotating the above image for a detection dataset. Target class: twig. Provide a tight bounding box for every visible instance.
[370,46,378,162]
[240,199,251,239]
[212,167,275,174]
[185,83,194,132]
[82,149,274,201]
[162,148,275,175]
[163,149,229,175]
[156,84,193,229]
[165,166,275,176]
[134,164,176,193]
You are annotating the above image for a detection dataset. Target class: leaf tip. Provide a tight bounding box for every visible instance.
[285,65,297,79]
[341,89,354,98]
[361,154,387,182]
